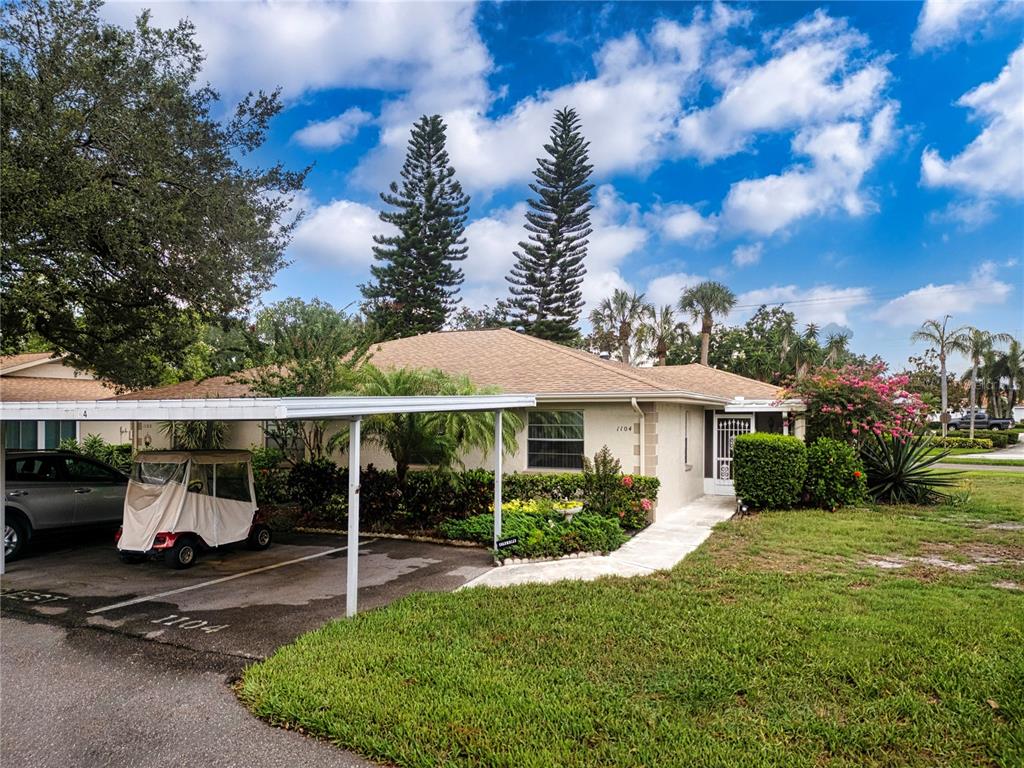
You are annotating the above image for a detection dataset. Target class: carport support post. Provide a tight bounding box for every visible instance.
[346,416,361,618]
[493,410,502,551]
[1,426,6,576]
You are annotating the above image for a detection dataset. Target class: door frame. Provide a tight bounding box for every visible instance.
[706,413,754,495]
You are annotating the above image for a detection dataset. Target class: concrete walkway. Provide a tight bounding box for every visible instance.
[462,495,736,589]
[954,442,1024,461]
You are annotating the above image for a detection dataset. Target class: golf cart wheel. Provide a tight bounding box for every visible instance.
[4,513,30,562]
[165,537,198,569]
[119,552,147,565]
[247,524,272,551]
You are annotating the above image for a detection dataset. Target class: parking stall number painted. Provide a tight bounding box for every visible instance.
[150,614,229,634]
[0,588,70,605]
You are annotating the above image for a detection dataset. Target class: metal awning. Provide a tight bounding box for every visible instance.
[0,394,536,614]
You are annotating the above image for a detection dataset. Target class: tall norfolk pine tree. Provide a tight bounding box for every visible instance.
[506,107,594,344]
[361,115,470,340]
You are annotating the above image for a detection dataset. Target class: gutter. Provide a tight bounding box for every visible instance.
[631,397,645,476]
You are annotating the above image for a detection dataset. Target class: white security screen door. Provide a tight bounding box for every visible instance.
[713,415,754,493]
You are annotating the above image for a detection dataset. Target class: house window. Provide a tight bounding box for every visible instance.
[684,411,689,465]
[528,411,584,470]
[4,420,76,449]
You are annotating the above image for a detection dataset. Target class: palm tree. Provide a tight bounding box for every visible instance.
[1002,338,1024,412]
[911,316,970,436]
[160,420,227,450]
[589,289,648,364]
[678,281,736,366]
[959,327,1014,438]
[823,332,851,366]
[641,304,683,366]
[791,323,821,378]
[352,366,521,487]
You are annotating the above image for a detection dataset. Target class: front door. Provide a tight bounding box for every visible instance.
[713,415,754,494]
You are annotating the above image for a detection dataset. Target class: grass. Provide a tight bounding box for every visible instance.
[240,473,1024,768]
[925,447,994,457]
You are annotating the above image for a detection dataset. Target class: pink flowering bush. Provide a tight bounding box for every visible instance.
[782,364,930,444]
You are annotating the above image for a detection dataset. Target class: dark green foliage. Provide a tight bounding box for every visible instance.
[506,107,593,344]
[860,433,962,505]
[439,510,625,559]
[251,446,290,505]
[803,438,867,511]
[281,465,659,534]
[930,437,994,450]
[733,433,808,510]
[59,435,132,472]
[581,446,622,517]
[1,0,305,387]
[969,430,1016,448]
[286,459,345,515]
[159,420,228,450]
[361,115,469,339]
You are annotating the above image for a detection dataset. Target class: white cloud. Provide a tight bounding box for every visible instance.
[921,45,1024,200]
[644,272,705,308]
[872,261,1013,325]
[676,10,890,162]
[912,0,1024,53]
[733,285,872,327]
[731,242,763,267]
[722,104,897,235]
[292,107,372,150]
[102,2,491,105]
[288,198,387,268]
[647,203,717,242]
[353,3,748,193]
[461,203,529,308]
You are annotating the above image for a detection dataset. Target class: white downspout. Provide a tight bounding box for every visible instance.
[631,398,645,476]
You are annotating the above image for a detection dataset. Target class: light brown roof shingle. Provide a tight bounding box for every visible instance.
[0,376,120,402]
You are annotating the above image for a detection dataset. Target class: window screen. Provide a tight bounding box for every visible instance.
[44,421,76,448]
[187,463,214,496]
[132,462,186,486]
[215,463,251,502]
[5,421,38,449]
[527,411,584,470]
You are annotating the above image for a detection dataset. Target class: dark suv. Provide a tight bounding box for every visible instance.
[4,451,128,561]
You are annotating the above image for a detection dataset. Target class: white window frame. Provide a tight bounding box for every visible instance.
[527,410,585,470]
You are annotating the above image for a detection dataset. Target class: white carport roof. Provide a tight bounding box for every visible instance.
[0,394,536,613]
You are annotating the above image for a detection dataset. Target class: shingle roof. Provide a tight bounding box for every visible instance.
[638,363,780,400]
[115,329,782,403]
[0,376,120,402]
[0,352,58,374]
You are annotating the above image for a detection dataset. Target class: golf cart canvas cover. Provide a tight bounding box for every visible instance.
[119,451,257,552]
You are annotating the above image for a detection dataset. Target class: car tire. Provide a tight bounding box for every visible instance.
[4,513,30,562]
[247,524,272,551]
[164,537,198,570]
[119,552,147,564]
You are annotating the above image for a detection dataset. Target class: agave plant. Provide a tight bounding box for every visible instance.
[860,432,961,505]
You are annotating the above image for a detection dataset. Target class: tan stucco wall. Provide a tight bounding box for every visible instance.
[79,420,132,445]
[652,404,706,514]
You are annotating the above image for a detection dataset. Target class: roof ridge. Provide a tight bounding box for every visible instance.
[507,331,675,392]
[656,363,779,391]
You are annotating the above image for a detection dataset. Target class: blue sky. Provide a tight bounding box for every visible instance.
[103,1,1023,371]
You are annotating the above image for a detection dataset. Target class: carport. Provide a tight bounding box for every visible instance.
[0,394,535,616]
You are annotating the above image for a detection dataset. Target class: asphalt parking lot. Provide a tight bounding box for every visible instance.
[0,528,493,767]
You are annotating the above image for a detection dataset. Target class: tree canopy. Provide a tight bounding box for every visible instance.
[0,0,305,388]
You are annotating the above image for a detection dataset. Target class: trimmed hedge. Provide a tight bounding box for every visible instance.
[733,433,807,510]
[929,437,994,450]
[439,509,626,559]
[282,463,659,532]
[803,438,867,511]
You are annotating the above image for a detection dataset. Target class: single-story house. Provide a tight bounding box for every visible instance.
[0,353,130,449]
[119,329,802,518]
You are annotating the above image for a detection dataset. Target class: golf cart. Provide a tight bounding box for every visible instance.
[116,450,272,568]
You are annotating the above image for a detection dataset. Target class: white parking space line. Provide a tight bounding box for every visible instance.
[89,540,377,615]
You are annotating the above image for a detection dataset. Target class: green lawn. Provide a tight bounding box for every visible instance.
[938,457,1024,467]
[925,447,994,457]
[240,473,1024,768]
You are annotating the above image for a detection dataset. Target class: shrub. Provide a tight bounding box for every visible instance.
[733,433,807,510]
[972,430,1011,448]
[250,445,290,504]
[804,438,867,511]
[60,434,133,472]
[286,459,344,515]
[929,437,993,450]
[439,510,626,559]
[580,446,656,529]
[860,433,961,505]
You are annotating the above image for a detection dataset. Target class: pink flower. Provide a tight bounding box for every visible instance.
[621,476,634,488]
[640,498,653,511]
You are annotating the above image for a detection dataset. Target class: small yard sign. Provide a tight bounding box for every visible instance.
[496,537,519,550]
